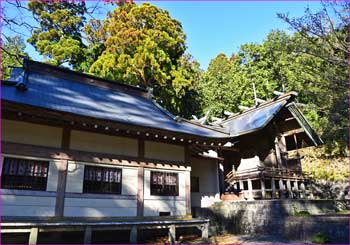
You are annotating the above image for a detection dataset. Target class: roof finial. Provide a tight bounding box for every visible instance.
[146,87,154,99]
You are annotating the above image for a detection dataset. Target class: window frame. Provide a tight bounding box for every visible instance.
[150,171,179,196]
[83,165,122,195]
[1,157,49,191]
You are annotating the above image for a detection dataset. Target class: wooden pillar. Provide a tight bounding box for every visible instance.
[185,146,191,216]
[280,136,287,166]
[247,179,254,200]
[286,180,292,199]
[129,226,138,244]
[29,227,39,245]
[279,179,285,199]
[218,163,225,194]
[260,178,266,199]
[293,180,299,199]
[239,180,244,191]
[55,127,70,218]
[274,137,283,169]
[185,170,191,216]
[137,167,144,217]
[271,178,276,199]
[201,223,209,239]
[137,140,145,217]
[168,225,176,244]
[84,226,92,244]
[138,139,145,159]
[61,127,71,150]
[300,182,306,199]
[55,159,68,217]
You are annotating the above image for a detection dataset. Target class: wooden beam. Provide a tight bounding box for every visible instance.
[282,128,304,137]
[55,160,68,217]
[2,142,191,171]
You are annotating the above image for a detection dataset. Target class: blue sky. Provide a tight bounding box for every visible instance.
[4,1,323,70]
[151,1,323,69]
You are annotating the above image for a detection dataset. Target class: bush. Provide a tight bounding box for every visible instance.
[311,233,329,244]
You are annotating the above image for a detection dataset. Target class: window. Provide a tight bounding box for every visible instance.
[1,157,49,191]
[191,176,199,193]
[83,166,122,194]
[150,171,178,196]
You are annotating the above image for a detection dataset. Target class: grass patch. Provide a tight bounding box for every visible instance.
[294,210,311,217]
[311,233,329,244]
[336,209,350,214]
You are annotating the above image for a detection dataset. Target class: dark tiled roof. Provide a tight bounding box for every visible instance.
[1,61,229,139]
[221,100,287,137]
[1,60,322,146]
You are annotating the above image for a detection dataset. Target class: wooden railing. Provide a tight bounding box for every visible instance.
[225,166,310,184]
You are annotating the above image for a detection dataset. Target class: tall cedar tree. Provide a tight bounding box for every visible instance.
[88,2,201,117]
[28,0,87,69]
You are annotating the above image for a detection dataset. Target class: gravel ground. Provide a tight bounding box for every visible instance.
[175,233,309,244]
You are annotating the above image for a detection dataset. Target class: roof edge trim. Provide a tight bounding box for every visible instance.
[23,58,150,98]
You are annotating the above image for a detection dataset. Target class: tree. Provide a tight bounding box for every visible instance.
[89,2,186,86]
[278,1,349,155]
[1,35,28,80]
[88,2,200,117]
[27,0,87,69]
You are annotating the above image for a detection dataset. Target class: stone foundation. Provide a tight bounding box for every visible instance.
[193,200,349,244]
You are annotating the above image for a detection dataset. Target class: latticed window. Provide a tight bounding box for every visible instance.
[83,166,122,194]
[1,157,49,191]
[150,171,178,196]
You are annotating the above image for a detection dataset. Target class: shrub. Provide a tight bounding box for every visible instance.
[311,233,329,244]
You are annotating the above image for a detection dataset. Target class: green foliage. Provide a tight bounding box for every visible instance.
[295,211,311,217]
[277,1,349,156]
[311,233,329,244]
[27,0,87,68]
[301,148,349,181]
[88,2,199,117]
[1,36,28,80]
[89,2,186,86]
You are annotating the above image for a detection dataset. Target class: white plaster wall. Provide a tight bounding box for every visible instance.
[70,130,138,157]
[46,161,60,192]
[2,119,62,147]
[64,162,139,218]
[189,157,221,208]
[122,167,138,195]
[1,195,56,217]
[65,161,85,193]
[143,168,186,216]
[144,200,186,216]
[144,141,185,162]
[64,198,137,217]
